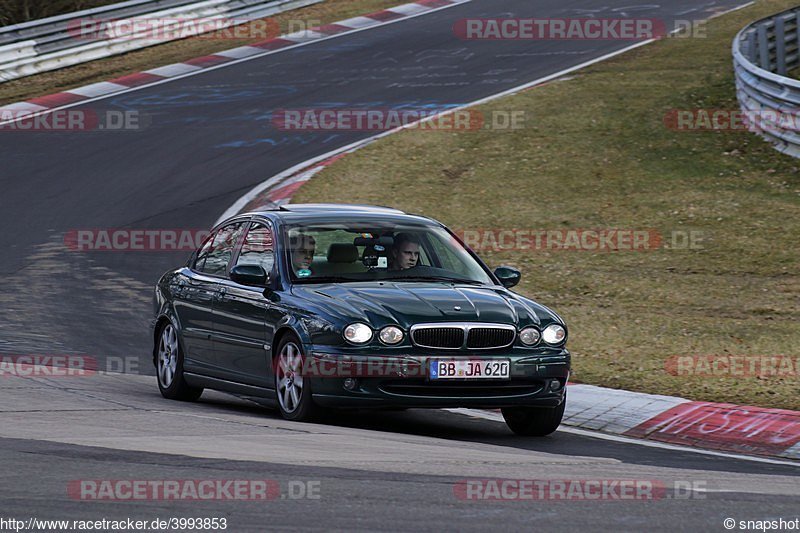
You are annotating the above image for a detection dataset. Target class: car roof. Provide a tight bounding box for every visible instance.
[241,204,439,226]
[278,203,405,214]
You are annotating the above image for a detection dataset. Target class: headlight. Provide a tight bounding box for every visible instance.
[379,326,404,345]
[343,323,373,344]
[542,324,566,345]
[519,327,541,346]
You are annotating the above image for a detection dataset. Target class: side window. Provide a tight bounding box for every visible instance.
[197,222,246,276]
[235,223,275,273]
[193,233,216,272]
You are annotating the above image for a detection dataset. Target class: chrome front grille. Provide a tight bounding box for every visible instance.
[410,323,516,350]
[411,327,464,349]
[467,327,516,349]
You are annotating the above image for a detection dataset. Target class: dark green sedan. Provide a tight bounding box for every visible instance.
[152,204,569,436]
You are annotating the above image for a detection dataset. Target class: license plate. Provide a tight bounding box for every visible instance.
[429,359,510,380]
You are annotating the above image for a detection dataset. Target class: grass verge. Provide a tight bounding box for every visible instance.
[0,0,406,105]
[293,0,800,409]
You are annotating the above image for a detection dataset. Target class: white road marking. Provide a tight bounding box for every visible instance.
[0,101,48,112]
[66,81,129,98]
[387,4,430,16]
[143,63,203,77]
[214,46,263,59]
[282,30,327,42]
[336,16,383,29]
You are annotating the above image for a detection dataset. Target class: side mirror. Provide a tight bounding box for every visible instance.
[230,264,268,286]
[494,266,521,289]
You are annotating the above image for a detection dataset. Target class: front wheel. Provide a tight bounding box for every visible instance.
[501,396,566,436]
[156,322,203,401]
[274,334,324,422]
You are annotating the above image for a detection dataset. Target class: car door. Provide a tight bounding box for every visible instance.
[212,220,278,387]
[172,232,217,373]
[178,221,247,377]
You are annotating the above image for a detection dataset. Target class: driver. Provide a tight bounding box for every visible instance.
[290,234,316,276]
[390,233,420,270]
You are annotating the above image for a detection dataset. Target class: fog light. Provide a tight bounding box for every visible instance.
[343,378,358,391]
[549,380,563,392]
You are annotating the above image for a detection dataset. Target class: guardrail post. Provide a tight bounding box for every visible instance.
[796,12,800,69]
[757,23,770,70]
[775,16,787,75]
[745,31,756,63]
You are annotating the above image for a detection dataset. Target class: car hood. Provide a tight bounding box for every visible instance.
[292,282,551,328]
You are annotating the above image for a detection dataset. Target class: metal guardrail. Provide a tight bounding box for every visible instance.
[0,0,196,45]
[733,7,800,159]
[0,0,323,82]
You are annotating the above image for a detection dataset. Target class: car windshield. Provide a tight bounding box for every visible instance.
[284,221,494,285]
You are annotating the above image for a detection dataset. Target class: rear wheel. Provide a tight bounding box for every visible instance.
[275,334,324,422]
[156,323,203,401]
[501,395,566,436]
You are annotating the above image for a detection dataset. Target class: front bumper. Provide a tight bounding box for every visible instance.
[307,348,570,409]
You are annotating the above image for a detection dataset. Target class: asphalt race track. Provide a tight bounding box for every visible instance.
[3,1,798,531]
[1,374,799,531]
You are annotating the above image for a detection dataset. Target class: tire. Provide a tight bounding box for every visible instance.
[274,333,324,422]
[156,322,203,402]
[501,395,566,436]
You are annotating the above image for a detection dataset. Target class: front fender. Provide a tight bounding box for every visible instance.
[275,314,315,348]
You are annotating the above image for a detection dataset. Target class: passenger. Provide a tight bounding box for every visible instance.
[291,234,316,276]
[390,233,420,270]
